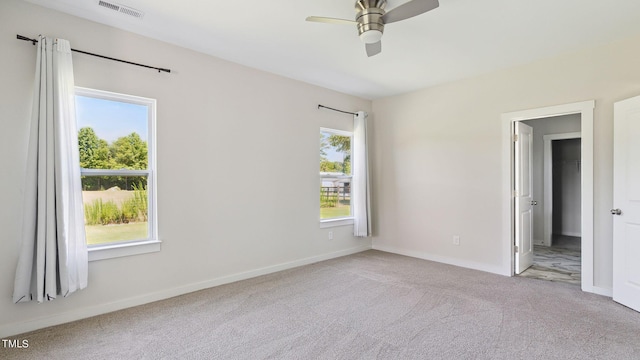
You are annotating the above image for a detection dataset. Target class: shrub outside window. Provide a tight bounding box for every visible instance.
[320,128,353,221]
[75,87,157,247]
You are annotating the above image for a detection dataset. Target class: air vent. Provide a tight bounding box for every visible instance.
[97,1,144,19]
[119,6,143,18]
[98,0,119,11]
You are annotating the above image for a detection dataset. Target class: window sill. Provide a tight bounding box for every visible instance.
[88,239,161,262]
[319,218,354,228]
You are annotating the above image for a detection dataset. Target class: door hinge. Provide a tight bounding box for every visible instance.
[513,134,519,142]
[514,245,519,253]
[512,190,518,197]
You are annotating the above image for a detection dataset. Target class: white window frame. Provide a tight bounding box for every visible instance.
[319,127,354,228]
[75,87,160,261]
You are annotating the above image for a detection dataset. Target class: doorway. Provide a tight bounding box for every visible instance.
[501,101,595,293]
[517,121,582,285]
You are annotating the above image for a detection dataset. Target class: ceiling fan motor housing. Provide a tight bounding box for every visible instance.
[355,0,386,43]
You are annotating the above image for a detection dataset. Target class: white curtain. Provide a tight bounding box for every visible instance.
[13,36,88,303]
[352,111,371,237]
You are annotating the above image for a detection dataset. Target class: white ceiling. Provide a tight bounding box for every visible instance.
[22,0,640,99]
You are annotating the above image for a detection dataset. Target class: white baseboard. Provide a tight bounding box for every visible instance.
[0,244,372,338]
[373,245,617,299]
[559,231,582,237]
[372,244,509,276]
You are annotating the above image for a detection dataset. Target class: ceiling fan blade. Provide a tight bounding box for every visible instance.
[366,41,382,57]
[382,0,439,24]
[306,16,356,25]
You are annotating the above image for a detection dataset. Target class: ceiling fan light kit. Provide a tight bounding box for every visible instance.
[360,29,383,44]
[356,5,385,44]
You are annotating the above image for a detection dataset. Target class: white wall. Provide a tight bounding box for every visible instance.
[371,31,640,289]
[0,0,371,337]
[522,115,581,244]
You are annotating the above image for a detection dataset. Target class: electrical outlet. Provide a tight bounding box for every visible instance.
[453,235,460,246]
[328,231,334,240]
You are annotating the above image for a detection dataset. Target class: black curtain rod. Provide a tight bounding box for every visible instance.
[317,104,357,116]
[17,34,171,73]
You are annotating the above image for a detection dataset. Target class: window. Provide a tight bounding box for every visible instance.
[75,87,158,257]
[320,128,353,224]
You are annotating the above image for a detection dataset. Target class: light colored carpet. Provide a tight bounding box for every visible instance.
[3,250,640,359]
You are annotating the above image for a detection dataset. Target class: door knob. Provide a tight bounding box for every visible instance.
[611,208,622,215]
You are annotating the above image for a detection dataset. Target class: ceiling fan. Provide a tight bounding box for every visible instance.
[306,0,440,57]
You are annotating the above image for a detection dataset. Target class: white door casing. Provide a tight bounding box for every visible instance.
[502,100,595,293]
[613,96,640,312]
[515,122,534,274]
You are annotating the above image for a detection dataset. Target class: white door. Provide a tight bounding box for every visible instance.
[515,122,534,274]
[613,96,640,312]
